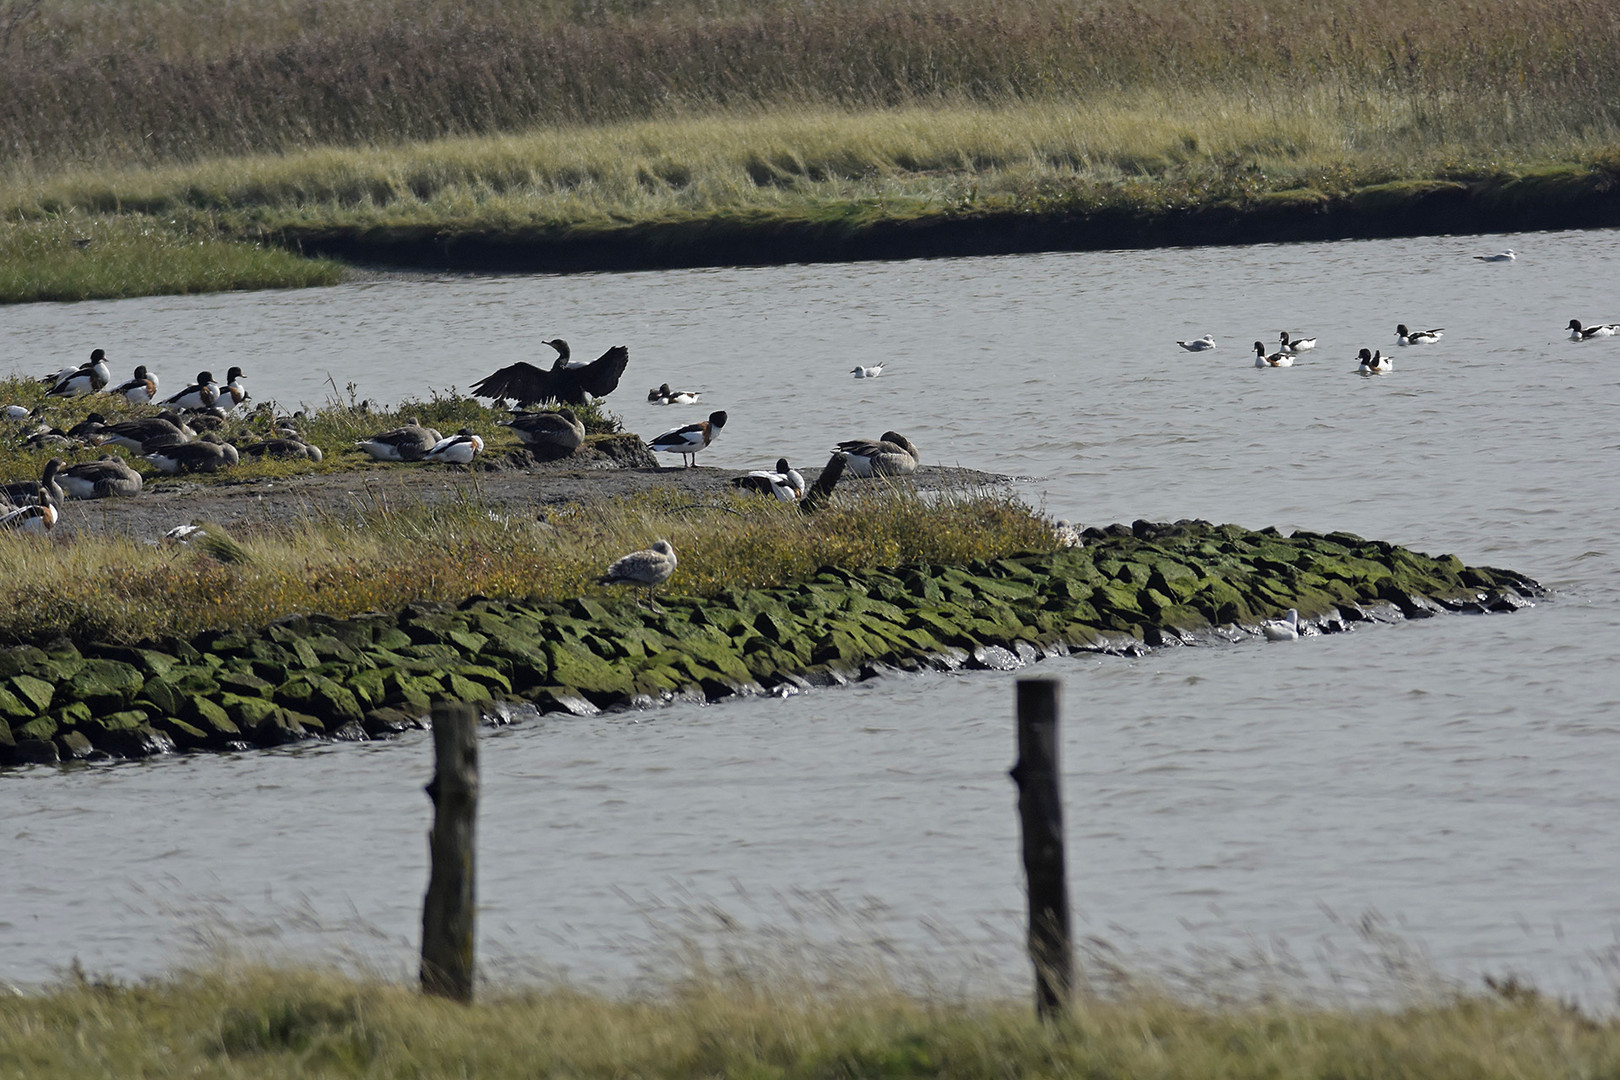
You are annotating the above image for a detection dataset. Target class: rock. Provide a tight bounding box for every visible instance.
[968,644,1023,670]
[9,738,60,765]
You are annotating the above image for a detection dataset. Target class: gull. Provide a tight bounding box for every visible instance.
[1261,609,1300,641]
[1176,335,1216,352]
[851,364,885,378]
[598,539,677,605]
[1474,249,1516,262]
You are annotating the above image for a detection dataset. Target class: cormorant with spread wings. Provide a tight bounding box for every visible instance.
[470,339,630,407]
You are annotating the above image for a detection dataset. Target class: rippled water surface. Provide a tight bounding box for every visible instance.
[5,229,1620,1004]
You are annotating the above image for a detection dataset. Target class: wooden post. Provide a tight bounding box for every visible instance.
[1010,677,1073,1020]
[421,702,478,1002]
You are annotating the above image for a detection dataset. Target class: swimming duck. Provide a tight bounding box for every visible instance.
[1368,349,1392,373]
[46,349,112,397]
[424,428,485,464]
[1279,331,1316,354]
[109,364,159,404]
[59,456,143,499]
[732,458,806,502]
[162,370,220,411]
[1253,341,1293,368]
[598,539,677,605]
[1567,319,1620,341]
[851,364,885,378]
[1175,335,1216,352]
[648,410,727,467]
[1395,324,1443,346]
[144,436,240,474]
[500,408,585,461]
[833,431,921,477]
[354,417,443,462]
[1261,608,1300,641]
[647,383,701,405]
[1474,249,1516,262]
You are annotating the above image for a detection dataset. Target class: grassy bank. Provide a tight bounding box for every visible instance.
[3,964,1615,1080]
[3,0,1620,299]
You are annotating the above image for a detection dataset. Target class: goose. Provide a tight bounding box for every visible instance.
[66,412,108,440]
[471,342,630,407]
[648,410,727,467]
[1474,249,1516,262]
[423,428,485,464]
[1395,324,1443,346]
[98,413,194,452]
[598,539,677,605]
[355,417,443,461]
[1176,335,1217,352]
[59,456,143,499]
[732,458,806,502]
[1279,331,1317,354]
[833,431,920,477]
[214,366,248,410]
[108,364,159,404]
[144,436,240,474]
[1567,319,1620,341]
[851,364,885,378]
[1261,608,1300,641]
[0,499,58,534]
[500,408,585,461]
[1253,341,1293,368]
[46,349,112,397]
[162,370,220,411]
[0,458,65,509]
[240,437,324,462]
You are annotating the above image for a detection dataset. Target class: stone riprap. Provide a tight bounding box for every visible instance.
[0,520,1541,766]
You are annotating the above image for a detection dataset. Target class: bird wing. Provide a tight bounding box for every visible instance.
[470,362,556,405]
[572,346,630,399]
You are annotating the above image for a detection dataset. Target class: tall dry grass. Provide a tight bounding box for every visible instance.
[3,0,1619,176]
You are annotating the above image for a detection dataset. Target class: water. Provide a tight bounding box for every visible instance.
[4,228,1620,1007]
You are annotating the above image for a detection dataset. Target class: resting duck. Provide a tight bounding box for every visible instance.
[241,437,324,462]
[648,411,727,467]
[162,370,220,410]
[46,349,112,397]
[0,499,58,534]
[732,458,806,502]
[424,429,485,464]
[1567,319,1619,341]
[834,431,920,477]
[1395,324,1443,345]
[1253,341,1293,368]
[99,413,194,452]
[109,364,159,403]
[355,417,443,461]
[1176,335,1216,352]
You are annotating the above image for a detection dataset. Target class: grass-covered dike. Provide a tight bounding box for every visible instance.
[0,519,1540,767]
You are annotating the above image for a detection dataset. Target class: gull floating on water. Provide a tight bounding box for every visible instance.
[851,364,885,378]
[1474,249,1516,262]
[1176,335,1216,352]
[1261,608,1300,641]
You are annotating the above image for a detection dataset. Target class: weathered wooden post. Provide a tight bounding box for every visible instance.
[421,701,478,1002]
[1009,677,1073,1020]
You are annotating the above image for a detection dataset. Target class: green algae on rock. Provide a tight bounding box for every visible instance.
[0,521,1541,767]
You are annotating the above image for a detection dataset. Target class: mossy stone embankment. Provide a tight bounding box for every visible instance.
[0,521,1540,767]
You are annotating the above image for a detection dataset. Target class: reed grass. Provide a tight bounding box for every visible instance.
[1,962,1615,1080]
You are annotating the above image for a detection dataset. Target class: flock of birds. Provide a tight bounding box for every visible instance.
[4,333,925,604]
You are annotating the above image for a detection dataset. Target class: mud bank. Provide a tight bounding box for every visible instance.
[0,520,1541,767]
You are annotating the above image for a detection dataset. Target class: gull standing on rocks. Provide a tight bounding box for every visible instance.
[598,539,677,605]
